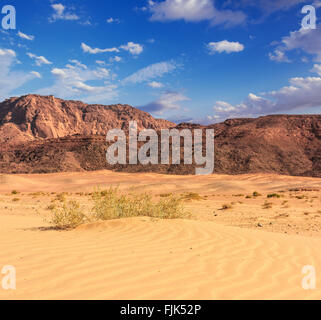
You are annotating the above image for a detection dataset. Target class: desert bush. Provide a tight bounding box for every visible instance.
[47,200,87,229]
[11,190,19,195]
[12,198,20,202]
[159,193,173,198]
[253,191,262,197]
[221,203,233,210]
[181,192,203,201]
[55,193,67,202]
[92,187,187,221]
[267,193,281,198]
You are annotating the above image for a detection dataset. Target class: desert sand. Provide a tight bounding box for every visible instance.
[0,170,321,299]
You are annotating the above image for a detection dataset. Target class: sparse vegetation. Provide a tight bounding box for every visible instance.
[12,198,20,202]
[92,188,188,221]
[181,192,203,201]
[11,190,19,195]
[47,200,87,230]
[159,193,173,198]
[267,193,281,199]
[221,203,233,210]
[253,191,262,197]
[55,193,67,202]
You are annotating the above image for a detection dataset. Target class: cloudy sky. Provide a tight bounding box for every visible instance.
[1,0,321,123]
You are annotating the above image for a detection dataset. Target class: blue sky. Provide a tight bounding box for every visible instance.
[1,0,321,123]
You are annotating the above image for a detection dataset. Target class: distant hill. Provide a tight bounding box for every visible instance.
[0,95,321,177]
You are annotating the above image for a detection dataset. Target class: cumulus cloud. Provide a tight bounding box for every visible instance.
[49,3,80,22]
[207,40,244,54]
[27,52,52,66]
[122,60,178,84]
[268,49,290,62]
[147,0,246,27]
[17,31,34,41]
[269,25,321,63]
[119,42,143,55]
[210,65,321,121]
[140,91,190,115]
[37,59,118,103]
[0,48,41,100]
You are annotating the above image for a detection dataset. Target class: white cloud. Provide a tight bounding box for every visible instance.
[120,42,143,55]
[148,81,164,88]
[148,0,246,27]
[122,60,178,84]
[107,17,120,24]
[27,52,52,66]
[207,40,244,54]
[140,91,190,115]
[50,3,80,22]
[270,25,321,63]
[269,49,290,62]
[30,71,42,78]
[210,65,321,121]
[0,48,41,100]
[17,31,34,41]
[81,42,120,54]
[82,42,143,56]
[37,61,118,103]
[109,56,122,63]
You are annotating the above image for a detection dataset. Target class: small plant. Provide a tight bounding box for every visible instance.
[12,198,20,202]
[159,193,173,198]
[46,204,57,211]
[245,195,252,199]
[11,190,19,195]
[267,193,281,199]
[221,203,233,210]
[47,200,87,230]
[296,195,306,200]
[253,191,262,197]
[181,192,203,201]
[55,193,67,202]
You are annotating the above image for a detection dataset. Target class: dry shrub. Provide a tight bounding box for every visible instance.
[92,187,187,221]
[47,200,87,230]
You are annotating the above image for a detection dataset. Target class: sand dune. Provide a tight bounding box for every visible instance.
[1,171,321,299]
[0,215,321,299]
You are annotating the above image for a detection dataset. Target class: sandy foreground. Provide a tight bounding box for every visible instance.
[0,171,321,300]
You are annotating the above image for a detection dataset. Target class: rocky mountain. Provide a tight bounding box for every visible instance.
[0,94,174,146]
[0,95,321,177]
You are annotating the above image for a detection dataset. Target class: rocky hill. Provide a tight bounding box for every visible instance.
[0,94,174,145]
[0,95,321,177]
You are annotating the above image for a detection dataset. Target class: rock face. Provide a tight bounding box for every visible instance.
[0,94,174,145]
[0,95,321,177]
